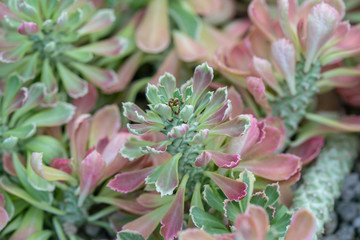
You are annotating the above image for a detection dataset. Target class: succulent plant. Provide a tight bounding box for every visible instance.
[0,75,74,156]
[117,171,317,240]
[108,63,302,239]
[0,0,127,98]
[214,0,360,142]
[0,103,140,239]
[292,133,359,238]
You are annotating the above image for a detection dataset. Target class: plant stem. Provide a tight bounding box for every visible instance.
[87,206,118,222]
[291,133,359,239]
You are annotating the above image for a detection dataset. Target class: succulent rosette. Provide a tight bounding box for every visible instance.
[111,0,253,94]
[108,63,301,239]
[0,75,75,156]
[0,0,128,98]
[178,172,317,240]
[214,0,360,144]
[0,103,141,239]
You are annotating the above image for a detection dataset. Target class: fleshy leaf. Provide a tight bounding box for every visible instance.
[248,0,275,41]
[117,230,145,240]
[167,124,189,138]
[0,206,8,231]
[202,185,226,213]
[205,172,247,201]
[0,176,65,215]
[160,174,188,240]
[89,105,120,147]
[71,63,118,91]
[72,83,98,114]
[192,63,214,103]
[236,154,301,181]
[305,3,339,72]
[228,87,244,119]
[178,229,216,240]
[94,196,151,215]
[234,204,269,240]
[210,115,251,137]
[135,0,170,53]
[288,136,324,165]
[30,152,76,184]
[246,77,271,113]
[122,204,170,239]
[21,102,75,127]
[57,63,88,98]
[227,115,264,155]
[205,151,241,168]
[74,37,127,56]
[17,21,39,35]
[173,31,206,62]
[155,153,181,196]
[24,135,67,164]
[137,193,174,208]
[252,56,282,96]
[285,209,316,240]
[78,9,115,35]
[79,150,106,206]
[104,52,143,93]
[242,125,281,160]
[108,167,157,193]
[190,206,229,235]
[271,39,296,95]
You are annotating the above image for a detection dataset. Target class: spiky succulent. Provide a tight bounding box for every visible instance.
[0,0,127,98]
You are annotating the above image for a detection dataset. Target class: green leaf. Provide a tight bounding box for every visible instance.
[224,200,241,223]
[0,212,22,237]
[117,230,145,240]
[20,102,75,127]
[146,84,160,105]
[202,185,226,213]
[194,92,212,116]
[270,205,292,237]
[41,59,57,94]
[10,82,46,126]
[190,182,204,210]
[1,191,14,220]
[10,207,43,239]
[53,217,67,240]
[264,183,280,207]
[27,230,53,240]
[145,164,166,185]
[27,154,55,192]
[57,63,88,98]
[12,153,53,204]
[120,137,155,160]
[0,177,65,215]
[2,75,21,116]
[169,0,200,38]
[17,53,38,81]
[3,124,36,139]
[24,135,67,165]
[250,192,268,207]
[13,199,28,218]
[0,136,18,151]
[155,153,181,196]
[64,50,94,63]
[190,206,229,235]
[238,170,255,213]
